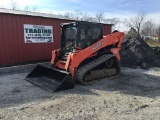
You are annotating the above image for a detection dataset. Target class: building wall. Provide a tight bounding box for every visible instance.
[103,25,112,35]
[0,13,112,66]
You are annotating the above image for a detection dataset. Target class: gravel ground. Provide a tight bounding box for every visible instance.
[0,67,160,120]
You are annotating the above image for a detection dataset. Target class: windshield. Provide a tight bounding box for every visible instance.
[65,26,77,49]
[65,26,77,41]
[77,26,101,49]
[62,26,77,60]
[64,26,77,48]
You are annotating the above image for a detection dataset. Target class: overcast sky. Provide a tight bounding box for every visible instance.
[0,0,160,31]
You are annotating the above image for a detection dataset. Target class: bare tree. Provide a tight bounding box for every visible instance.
[63,11,90,21]
[74,10,83,20]
[62,10,118,25]
[24,6,30,11]
[80,11,89,21]
[86,16,96,22]
[63,10,83,20]
[95,12,104,23]
[111,18,121,30]
[124,11,147,38]
[32,6,38,12]
[110,18,120,25]
[63,12,75,19]
[141,20,155,36]
[156,25,160,42]
[105,18,120,30]
[9,0,18,10]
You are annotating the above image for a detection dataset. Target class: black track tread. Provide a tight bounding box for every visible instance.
[75,54,118,85]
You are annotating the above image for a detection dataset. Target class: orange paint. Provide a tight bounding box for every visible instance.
[51,32,124,78]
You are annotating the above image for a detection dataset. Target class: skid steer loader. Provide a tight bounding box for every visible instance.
[25,21,124,92]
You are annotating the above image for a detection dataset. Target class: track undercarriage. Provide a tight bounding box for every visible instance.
[75,54,120,85]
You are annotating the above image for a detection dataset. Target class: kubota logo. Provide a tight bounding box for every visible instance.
[92,42,104,50]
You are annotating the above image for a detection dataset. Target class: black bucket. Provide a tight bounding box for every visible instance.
[25,65,74,92]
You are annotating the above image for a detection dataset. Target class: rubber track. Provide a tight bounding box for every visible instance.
[75,54,115,85]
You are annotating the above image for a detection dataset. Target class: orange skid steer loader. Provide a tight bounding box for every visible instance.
[25,21,124,92]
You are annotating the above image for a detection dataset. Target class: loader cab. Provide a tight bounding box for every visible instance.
[60,22,103,60]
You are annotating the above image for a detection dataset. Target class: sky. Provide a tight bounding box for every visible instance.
[0,0,160,31]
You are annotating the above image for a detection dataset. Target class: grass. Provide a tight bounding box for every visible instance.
[145,39,160,47]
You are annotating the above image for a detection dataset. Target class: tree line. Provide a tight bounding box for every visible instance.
[124,11,160,41]
[1,0,160,41]
[1,1,119,26]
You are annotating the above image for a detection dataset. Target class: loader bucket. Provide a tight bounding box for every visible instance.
[25,65,74,92]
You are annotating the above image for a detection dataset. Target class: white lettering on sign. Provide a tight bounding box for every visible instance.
[92,42,104,50]
[24,24,53,43]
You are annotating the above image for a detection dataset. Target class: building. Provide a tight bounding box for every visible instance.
[0,8,112,66]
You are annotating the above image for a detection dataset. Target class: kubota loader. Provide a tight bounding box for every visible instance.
[25,21,124,92]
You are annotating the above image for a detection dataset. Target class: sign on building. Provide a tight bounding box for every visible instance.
[24,24,53,43]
